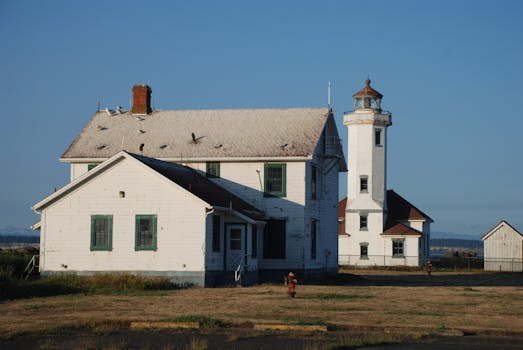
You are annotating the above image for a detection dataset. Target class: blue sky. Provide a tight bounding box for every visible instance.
[1,1,522,237]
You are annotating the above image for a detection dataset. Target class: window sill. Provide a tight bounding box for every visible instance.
[90,248,112,251]
[360,256,369,260]
[264,192,286,198]
[359,228,368,231]
[392,255,405,259]
[135,247,157,251]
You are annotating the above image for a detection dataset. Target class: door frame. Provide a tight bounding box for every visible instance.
[224,223,247,271]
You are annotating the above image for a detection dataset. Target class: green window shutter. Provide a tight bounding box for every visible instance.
[206,162,220,178]
[90,215,113,251]
[264,163,286,197]
[135,215,157,251]
[88,164,97,171]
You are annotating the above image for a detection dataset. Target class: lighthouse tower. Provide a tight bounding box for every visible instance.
[342,80,392,265]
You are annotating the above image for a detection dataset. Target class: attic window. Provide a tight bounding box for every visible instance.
[206,162,220,178]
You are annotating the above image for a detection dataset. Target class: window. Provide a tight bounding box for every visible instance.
[311,165,317,200]
[206,162,220,178]
[375,128,382,146]
[392,239,404,257]
[251,225,257,258]
[88,164,97,171]
[229,228,242,250]
[263,219,286,259]
[360,214,368,230]
[360,242,368,259]
[264,163,286,197]
[135,215,157,251]
[212,215,221,252]
[311,219,317,260]
[90,215,112,251]
[360,176,368,193]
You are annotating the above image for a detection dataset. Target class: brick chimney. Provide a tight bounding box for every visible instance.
[131,85,152,114]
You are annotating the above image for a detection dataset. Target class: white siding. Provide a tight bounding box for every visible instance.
[484,224,523,272]
[41,159,208,273]
[64,155,340,274]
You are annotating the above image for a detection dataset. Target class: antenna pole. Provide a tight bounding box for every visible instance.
[97,101,100,112]
[328,81,332,108]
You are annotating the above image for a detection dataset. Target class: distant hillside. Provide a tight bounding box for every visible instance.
[0,235,39,244]
[431,239,482,249]
[0,226,39,237]
[431,231,482,240]
[430,238,483,257]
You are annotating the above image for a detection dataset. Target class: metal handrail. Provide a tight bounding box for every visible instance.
[234,256,244,283]
[24,254,39,280]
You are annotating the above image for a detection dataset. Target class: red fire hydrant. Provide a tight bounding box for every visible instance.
[427,260,432,276]
[285,272,298,298]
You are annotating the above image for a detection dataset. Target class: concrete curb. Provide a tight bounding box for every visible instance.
[130,321,199,330]
[253,323,328,332]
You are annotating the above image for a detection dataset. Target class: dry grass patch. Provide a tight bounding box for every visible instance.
[1,271,523,341]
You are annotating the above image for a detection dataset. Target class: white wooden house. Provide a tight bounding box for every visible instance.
[338,80,432,267]
[482,220,523,272]
[32,85,346,286]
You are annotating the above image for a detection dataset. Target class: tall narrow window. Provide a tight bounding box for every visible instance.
[263,219,286,259]
[251,225,257,258]
[392,239,405,257]
[360,214,368,230]
[206,162,220,178]
[90,215,112,251]
[375,128,382,146]
[311,219,317,260]
[212,215,221,252]
[360,176,368,193]
[311,165,317,200]
[135,215,157,251]
[264,163,286,197]
[360,242,368,259]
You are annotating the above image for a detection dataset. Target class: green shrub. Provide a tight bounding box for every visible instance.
[0,273,178,301]
[0,252,32,279]
[171,315,225,328]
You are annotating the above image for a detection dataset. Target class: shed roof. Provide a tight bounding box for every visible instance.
[61,107,342,163]
[481,220,523,241]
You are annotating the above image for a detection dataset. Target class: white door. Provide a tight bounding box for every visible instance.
[226,224,245,271]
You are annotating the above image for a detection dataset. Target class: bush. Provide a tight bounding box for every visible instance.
[0,251,33,279]
[0,273,179,301]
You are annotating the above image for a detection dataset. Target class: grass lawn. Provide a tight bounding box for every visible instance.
[1,269,523,346]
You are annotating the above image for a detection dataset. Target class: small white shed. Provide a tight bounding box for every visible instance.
[481,220,523,272]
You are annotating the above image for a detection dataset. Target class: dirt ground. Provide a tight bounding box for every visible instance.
[1,269,522,349]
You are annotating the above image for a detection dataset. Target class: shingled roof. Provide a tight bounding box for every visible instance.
[381,222,422,236]
[34,151,264,221]
[128,153,264,220]
[61,107,342,162]
[386,190,433,227]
